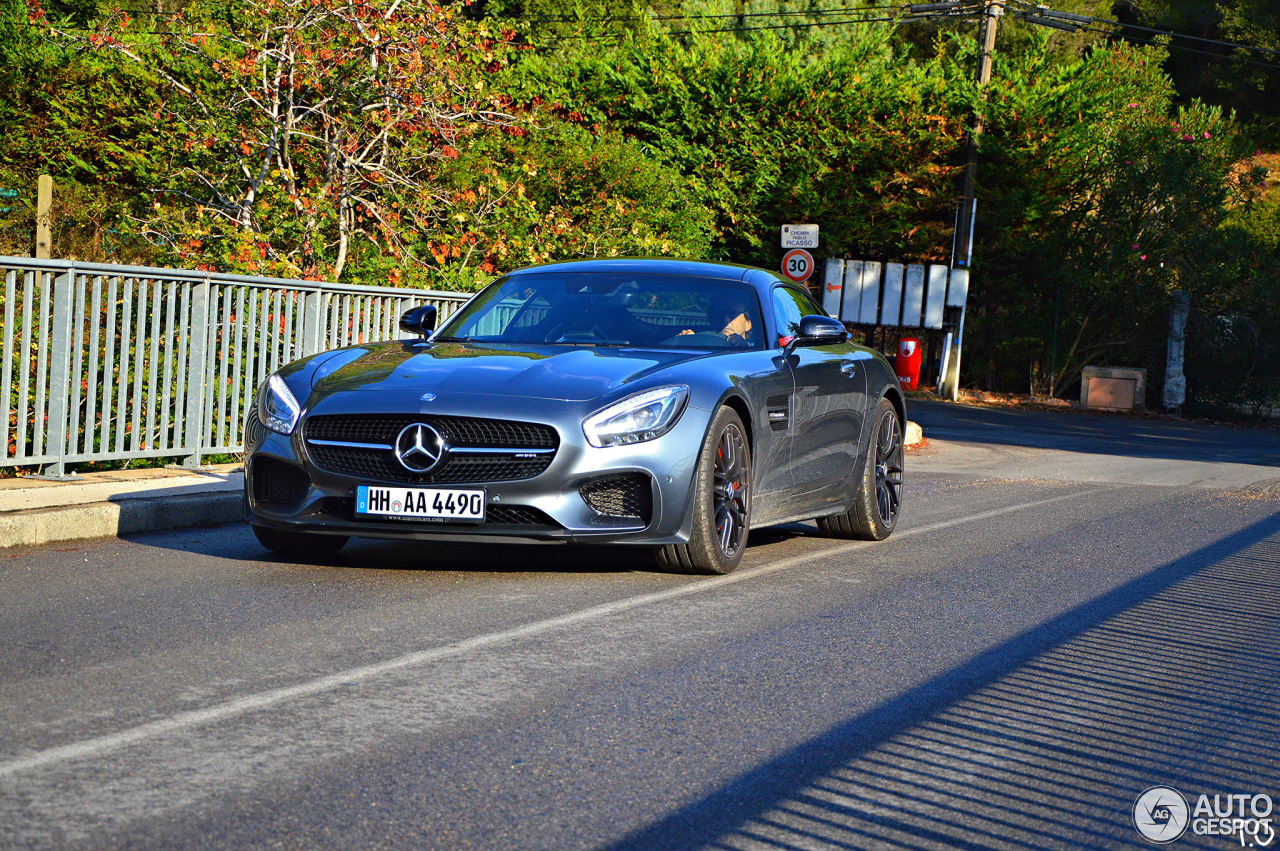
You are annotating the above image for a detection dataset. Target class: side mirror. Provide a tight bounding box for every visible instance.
[399,304,438,340]
[784,314,848,355]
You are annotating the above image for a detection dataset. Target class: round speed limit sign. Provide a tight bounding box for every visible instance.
[781,248,814,283]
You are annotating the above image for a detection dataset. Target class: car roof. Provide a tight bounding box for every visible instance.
[505,257,758,283]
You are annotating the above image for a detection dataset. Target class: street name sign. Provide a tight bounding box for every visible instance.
[781,225,819,249]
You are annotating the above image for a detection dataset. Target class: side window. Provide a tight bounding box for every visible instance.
[771,286,823,347]
[793,287,827,319]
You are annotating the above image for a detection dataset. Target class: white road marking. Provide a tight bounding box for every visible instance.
[0,487,1102,779]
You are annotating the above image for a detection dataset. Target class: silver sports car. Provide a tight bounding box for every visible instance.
[245,258,905,574]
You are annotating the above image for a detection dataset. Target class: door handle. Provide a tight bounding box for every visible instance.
[840,360,857,376]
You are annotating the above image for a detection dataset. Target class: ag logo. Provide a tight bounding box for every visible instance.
[1135,786,1190,843]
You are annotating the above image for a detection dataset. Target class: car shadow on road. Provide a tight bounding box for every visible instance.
[125,522,656,574]
[337,537,664,574]
[604,511,1280,850]
[135,519,825,576]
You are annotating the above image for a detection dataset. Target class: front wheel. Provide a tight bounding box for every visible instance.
[655,407,752,575]
[817,397,903,540]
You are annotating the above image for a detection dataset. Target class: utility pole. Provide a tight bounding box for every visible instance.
[35,175,53,260]
[939,0,1002,400]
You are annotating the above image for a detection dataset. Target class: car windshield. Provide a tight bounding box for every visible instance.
[434,272,766,350]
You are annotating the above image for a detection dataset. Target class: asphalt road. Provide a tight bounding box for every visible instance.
[2,401,1279,850]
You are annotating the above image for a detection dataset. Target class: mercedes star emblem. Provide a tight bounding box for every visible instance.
[394,423,444,473]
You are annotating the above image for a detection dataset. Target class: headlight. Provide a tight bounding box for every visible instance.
[583,386,689,448]
[258,374,302,435]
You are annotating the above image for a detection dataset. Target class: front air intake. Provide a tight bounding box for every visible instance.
[252,457,310,507]
[580,473,653,524]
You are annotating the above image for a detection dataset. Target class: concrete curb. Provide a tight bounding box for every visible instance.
[0,491,245,549]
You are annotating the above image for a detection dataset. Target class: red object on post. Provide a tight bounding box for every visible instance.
[895,337,922,390]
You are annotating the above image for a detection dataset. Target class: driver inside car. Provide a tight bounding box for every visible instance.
[679,295,754,346]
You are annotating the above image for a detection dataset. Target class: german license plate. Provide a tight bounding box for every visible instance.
[355,485,486,523]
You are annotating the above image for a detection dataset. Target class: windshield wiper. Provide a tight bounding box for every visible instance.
[432,336,473,343]
[545,341,632,348]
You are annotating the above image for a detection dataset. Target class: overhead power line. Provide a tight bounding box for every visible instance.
[511,3,906,24]
[1079,24,1280,71]
[1006,1,1280,61]
[544,12,954,42]
[520,0,1279,68]
[39,0,1280,71]
[665,12,938,37]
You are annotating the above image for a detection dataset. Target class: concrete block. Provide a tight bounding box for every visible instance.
[1081,367,1147,411]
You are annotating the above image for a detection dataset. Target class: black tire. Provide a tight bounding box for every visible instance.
[655,407,752,575]
[252,525,349,557]
[817,397,903,541]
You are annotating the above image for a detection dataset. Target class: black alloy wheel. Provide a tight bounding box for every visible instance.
[713,420,751,559]
[873,403,904,529]
[816,397,903,541]
[655,406,752,575]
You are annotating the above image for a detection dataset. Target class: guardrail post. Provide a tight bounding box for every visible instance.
[301,288,323,357]
[40,266,75,478]
[182,279,210,468]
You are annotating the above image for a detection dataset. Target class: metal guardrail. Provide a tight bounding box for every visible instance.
[0,257,471,476]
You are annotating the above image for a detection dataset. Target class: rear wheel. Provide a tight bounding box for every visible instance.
[253,525,349,557]
[817,397,903,540]
[655,407,752,575]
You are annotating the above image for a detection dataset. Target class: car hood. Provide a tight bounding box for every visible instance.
[310,341,707,402]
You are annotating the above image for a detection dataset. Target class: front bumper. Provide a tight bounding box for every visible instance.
[245,391,709,546]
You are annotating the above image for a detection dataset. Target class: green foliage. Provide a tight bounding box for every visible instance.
[2,0,1277,413]
[1117,0,1280,143]
[964,35,1263,397]
[418,124,715,290]
[0,0,164,261]
[503,23,969,267]
[1182,192,1280,414]
[53,0,533,282]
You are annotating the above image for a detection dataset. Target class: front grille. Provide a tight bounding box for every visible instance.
[580,473,653,523]
[321,498,558,530]
[304,414,559,485]
[253,457,310,506]
[306,415,557,449]
[306,445,550,484]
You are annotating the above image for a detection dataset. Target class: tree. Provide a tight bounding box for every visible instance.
[503,23,969,266]
[0,0,165,261]
[423,123,715,289]
[53,0,528,280]
[972,36,1258,396]
[1114,0,1280,142]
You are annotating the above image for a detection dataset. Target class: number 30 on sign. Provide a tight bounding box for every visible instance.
[781,248,814,283]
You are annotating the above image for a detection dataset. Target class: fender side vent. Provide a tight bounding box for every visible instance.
[766,395,790,432]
